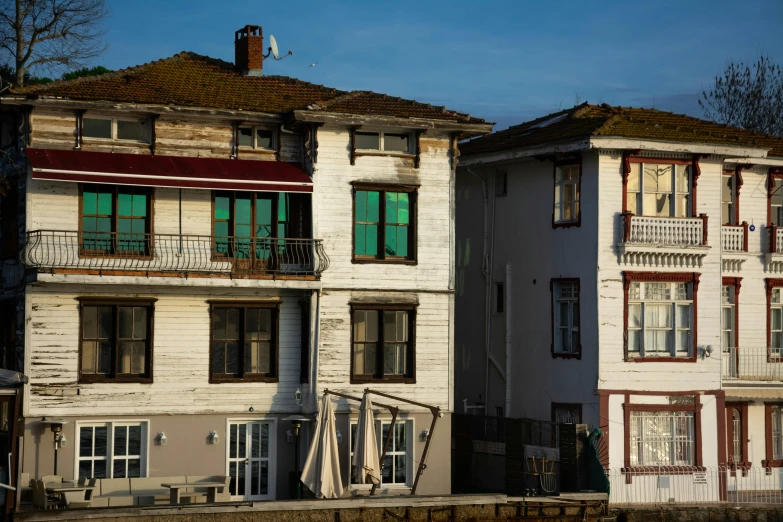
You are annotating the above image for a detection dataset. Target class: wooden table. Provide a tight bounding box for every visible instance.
[45,484,96,507]
[162,482,225,505]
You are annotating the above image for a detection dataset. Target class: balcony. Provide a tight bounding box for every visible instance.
[618,212,709,268]
[722,346,783,383]
[722,223,749,272]
[21,230,330,279]
[765,226,783,273]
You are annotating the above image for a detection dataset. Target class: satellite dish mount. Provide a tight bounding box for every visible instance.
[264,34,293,61]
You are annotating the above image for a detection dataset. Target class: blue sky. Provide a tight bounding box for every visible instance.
[100,0,782,129]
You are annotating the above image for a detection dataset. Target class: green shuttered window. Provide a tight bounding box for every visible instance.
[81,185,151,254]
[354,186,415,261]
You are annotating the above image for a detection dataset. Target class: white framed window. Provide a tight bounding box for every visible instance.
[349,419,413,488]
[82,117,149,142]
[237,125,276,150]
[722,285,735,353]
[76,421,148,479]
[627,163,691,217]
[722,173,737,225]
[771,179,783,226]
[772,288,783,356]
[627,281,693,358]
[552,280,579,354]
[554,164,579,223]
[355,131,413,154]
[773,406,783,460]
[629,411,695,466]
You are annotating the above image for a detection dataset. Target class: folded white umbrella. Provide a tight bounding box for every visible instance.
[352,393,381,485]
[301,394,344,499]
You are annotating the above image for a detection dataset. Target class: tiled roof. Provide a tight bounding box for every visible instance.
[460,103,783,158]
[10,52,483,124]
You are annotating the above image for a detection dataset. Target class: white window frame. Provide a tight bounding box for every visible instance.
[627,163,691,218]
[627,281,693,358]
[237,125,276,151]
[349,418,414,489]
[772,179,783,226]
[629,411,695,466]
[772,288,783,356]
[355,130,414,154]
[554,164,580,223]
[73,420,149,480]
[722,285,735,353]
[722,173,737,225]
[82,116,150,143]
[553,280,579,354]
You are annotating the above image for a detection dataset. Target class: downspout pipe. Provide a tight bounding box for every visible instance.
[505,263,512,417]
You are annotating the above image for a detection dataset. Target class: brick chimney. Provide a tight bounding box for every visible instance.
[235,25,264,76]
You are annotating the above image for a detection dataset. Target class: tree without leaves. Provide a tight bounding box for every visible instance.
[699,54,783,137]
[0,0,108,87]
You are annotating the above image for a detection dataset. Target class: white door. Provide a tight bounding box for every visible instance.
[227,421,275,500]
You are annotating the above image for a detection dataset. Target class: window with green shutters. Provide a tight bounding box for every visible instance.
[80,185,151,254]
[353,185,415,262]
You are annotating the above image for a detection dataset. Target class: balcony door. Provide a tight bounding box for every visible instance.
[226,420,276,501]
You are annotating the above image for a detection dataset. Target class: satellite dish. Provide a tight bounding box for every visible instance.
[269,34,279,60]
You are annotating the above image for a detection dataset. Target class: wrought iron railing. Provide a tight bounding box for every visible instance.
[622,212,707,246]
[721,223,748,252]
[722,346,783,382]
[21,230,330,278]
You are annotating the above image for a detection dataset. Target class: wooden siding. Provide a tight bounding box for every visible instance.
[25,284,305,417]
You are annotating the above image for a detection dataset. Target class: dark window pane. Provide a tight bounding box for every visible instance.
[93,460,107,478]
[113,460,126,478]
[118,193,132,216]
[118,307,132,338]
[133,307,147,339]
[117,120,146,141]
[78,461,92,479]
[238,127,253,147]
[128,458,141,478]
[94,427,108,456]
[395,454,406,483]
[98,306,113,339]
[382,455,392,482]
[212,343,226,374]
[235,197,251,225]
[356,132,380,150]
[83,118,111,139]
[367,192,380,222]
[128,426,141,455]
[83,306,98,339]
[83,191,97,215]
[215,196,231,221]
[225,342,239,374]
[98,342,112,374]
[79,427,93,457]
[114,426,127,456]
[226,309,240,340]
[97,192,113,216]
[384,133,409,153]
[132,194,147,217]
[397,193,409,224]
[212,309,226,340]
[229,424,237,459]
[256,129,274,149]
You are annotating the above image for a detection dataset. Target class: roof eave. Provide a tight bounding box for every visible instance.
[291,110,493,137]
[458,138,591,167]
[588,136,772,158]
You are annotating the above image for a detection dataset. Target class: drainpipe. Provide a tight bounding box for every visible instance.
[504,263,512,416]
[305,288,321,414]
[466,167,492,415]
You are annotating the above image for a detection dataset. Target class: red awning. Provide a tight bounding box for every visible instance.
[25,148,313,193]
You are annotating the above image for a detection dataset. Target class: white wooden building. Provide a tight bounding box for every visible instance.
[0,25,491,507]
[454,103,783,497]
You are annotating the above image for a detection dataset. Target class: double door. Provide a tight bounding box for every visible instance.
[226,421,275,500]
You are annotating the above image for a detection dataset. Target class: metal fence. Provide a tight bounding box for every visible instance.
[722,346,783,382]
[21,230,330,278]
[607,466,783,505]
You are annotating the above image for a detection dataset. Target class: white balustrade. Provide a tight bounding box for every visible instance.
[722,346,783,382]
[777,228,783,254]
[721,226,746,252]
[625,215,704,246]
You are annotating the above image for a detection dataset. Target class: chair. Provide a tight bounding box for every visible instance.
[68,478,96,509]
[33,479,62,510]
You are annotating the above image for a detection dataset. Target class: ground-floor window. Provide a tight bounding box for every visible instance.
[629,411,694,466]
[349,420,413,487]
[76,422,147,479]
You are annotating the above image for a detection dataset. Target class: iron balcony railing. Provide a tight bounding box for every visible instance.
[21,230,330,278]
[722,346,783,382]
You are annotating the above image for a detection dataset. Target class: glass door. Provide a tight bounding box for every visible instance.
[227,421,274,500]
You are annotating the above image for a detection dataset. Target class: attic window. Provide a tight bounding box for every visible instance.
[238,126,276,150]
[521,113,568,136]
[83,117,148,143]
[356,131,412,154]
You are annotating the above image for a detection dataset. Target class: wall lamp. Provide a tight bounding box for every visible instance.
[156,431,168,446]
[208,431,219,445]
[699,345,714,359]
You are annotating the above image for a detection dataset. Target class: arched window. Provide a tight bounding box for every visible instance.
[731,408,742,463]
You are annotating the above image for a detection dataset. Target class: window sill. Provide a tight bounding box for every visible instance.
[627,356,696,363]
[621,466,703,483]
[552,219,581,229]
[552,352,581,360]
[762,460,783,469]
[352,257,417,266]
[79,376,152,384]
[350,377,416,385]
[237,147,276,154]
[82,138,150,145]
[209,375,279,384]
[355,151,415,159]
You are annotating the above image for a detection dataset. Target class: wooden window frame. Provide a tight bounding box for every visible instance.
[621,155,702,216]
[622,272,699,362]
[726,402,749,475]
[551,402,582,424]
[208,301,280,383]
[552,159,581,228]
[722,169,744,226]
[81,116,151,144]
[766,279,783,363]
[349,304,416,384]
[622,394,704,479]
[764,402,783,468]
[236,125,277,152]
[722,277,741,361]
[77,297,155,384]
[78,184,154,259]
[550,278,581,360]
[351,183,417,265]
[768,170,783,227]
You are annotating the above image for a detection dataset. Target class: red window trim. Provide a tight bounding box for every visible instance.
[722,167,747,226]
[551,402,583,423]
[764,402,783,468]
[550,278,581,359]
[767,168,783,253]
[621,153,704,216]
[623,271,699,362]
[552,157,582,229]
[622,393,703,482]
[766,279,783,363]
[725,402,750,475]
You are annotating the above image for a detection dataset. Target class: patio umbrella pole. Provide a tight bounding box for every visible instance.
[370,407,397,496]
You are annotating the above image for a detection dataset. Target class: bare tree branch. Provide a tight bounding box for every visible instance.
[0,0,108,87]
[700,54,783,137]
